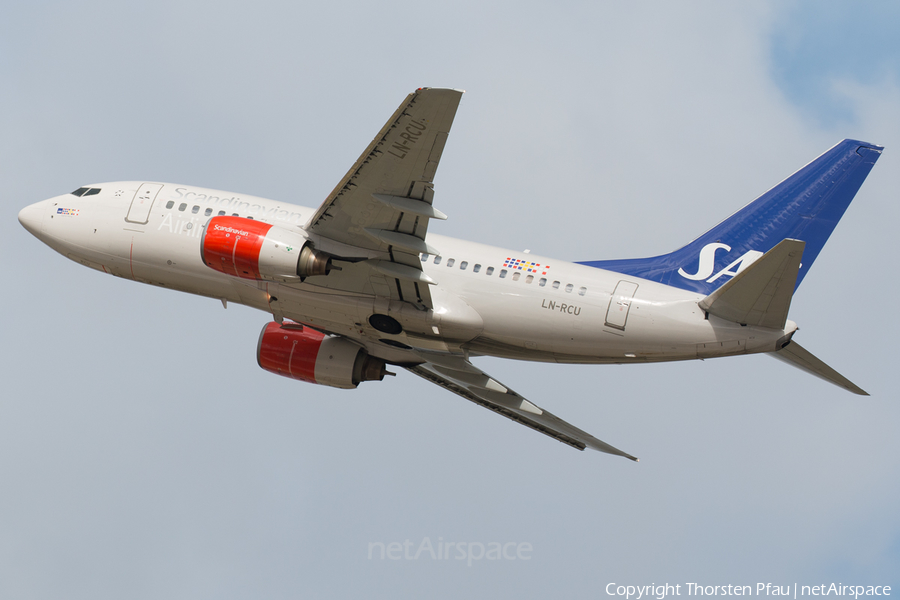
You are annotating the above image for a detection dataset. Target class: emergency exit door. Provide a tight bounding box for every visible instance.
[605,281,639,331]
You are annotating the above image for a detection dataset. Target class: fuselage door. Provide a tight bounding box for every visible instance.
[605,280,639,330]
[125,183,163,224]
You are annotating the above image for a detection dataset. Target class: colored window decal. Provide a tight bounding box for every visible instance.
[503,257,549,275]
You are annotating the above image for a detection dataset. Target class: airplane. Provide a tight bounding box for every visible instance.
[18,88,883,461]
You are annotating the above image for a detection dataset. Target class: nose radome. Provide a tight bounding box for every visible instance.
[18,201,47,237]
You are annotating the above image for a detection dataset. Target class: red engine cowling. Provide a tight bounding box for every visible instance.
[200,216,334,281]
[256,322,387,389]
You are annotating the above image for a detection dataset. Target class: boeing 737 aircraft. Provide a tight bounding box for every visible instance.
[18,88,883,460]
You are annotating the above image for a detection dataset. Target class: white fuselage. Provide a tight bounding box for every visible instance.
[20,182,795,365]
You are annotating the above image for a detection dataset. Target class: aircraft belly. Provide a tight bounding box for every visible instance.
[429,287,484,342]
[466,287,772,364]
[267,284,375,337]
[469,291,557,354]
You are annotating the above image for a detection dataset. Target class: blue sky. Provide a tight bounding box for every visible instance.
[771,3,900,125]
[2,2,898,598]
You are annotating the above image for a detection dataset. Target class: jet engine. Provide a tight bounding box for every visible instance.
[201,216,335,281]
[256,321,388,389]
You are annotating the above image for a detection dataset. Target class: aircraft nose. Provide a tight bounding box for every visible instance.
[18,200,47,237]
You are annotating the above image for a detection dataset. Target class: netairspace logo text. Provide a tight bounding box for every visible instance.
[368,537,532,567]
[606,583,891,600]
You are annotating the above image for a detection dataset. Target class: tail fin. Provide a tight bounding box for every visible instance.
[695,238,869,394]
[579,140,883,295]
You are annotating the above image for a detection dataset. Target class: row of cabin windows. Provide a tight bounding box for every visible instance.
[155,203,586,296]
[421,253,587,296]
[155,203,585,295]
[164,200,252,219]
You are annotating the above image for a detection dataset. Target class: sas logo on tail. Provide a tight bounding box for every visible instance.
[678,243,763,283]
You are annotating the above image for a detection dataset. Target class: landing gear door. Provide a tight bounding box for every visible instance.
[125,183,163,224]
[605,281,639,331]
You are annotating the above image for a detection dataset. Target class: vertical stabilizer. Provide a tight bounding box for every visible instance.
[579,140,882,295]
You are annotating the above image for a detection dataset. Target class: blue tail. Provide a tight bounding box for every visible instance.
[578,139,883,295]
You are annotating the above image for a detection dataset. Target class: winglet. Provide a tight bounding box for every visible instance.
[699,239,804,329]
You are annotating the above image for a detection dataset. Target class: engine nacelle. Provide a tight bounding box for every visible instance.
[201,216,334,281]
[256,322,387,389]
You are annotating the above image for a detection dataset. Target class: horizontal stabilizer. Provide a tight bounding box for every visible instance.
[699,239,804,329]
[773,341,868,395]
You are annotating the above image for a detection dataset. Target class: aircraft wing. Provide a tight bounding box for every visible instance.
[406,352,638,460]
[302,88,463,309]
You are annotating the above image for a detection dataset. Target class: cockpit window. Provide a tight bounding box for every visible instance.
[70,187,101,197]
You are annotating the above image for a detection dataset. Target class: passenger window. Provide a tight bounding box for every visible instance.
[512,272,521,281]
[434,256,442,265]
[421,253,430,262]
[473,264,481,273]
[447,258,455,267]
[192,205,200,214]
[526,275,534,284]
[486,267,494,276]
[460,261,468,270]
[565,283,573,293]
[552,281,560,289]
[539,278,547,287]
[232,213,239,216]
[218,210,226,216]
[578,287,587,296]
[204,207,213,216]
[166,201,174,209]
[499,269,508,279]
[178,203,187,212]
